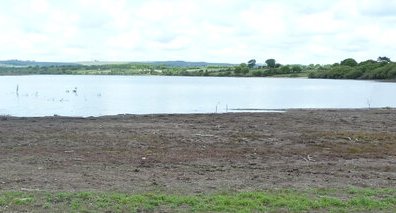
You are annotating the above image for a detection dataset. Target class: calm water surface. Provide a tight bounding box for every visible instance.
[0,75,395,117]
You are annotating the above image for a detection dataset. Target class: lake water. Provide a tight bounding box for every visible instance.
[0,75,395,117]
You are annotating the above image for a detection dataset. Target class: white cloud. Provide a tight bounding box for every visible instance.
[30,0,50,13]
[0,0,395,64]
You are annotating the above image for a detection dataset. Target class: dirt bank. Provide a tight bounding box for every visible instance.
[1,109,395,193]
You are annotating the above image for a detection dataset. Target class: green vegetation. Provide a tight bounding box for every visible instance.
[309,57,396,80]
[0,188,395,212]
[247,59,256,68]
[0,56,395,80]
[340,58,358,67]
[0,63,235,77]
[0,60,307,78]
[265,58,276,68]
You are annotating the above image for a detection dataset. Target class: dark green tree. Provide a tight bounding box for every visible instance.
[265,59,276,68]
[247,59,256,68]
[340,58,358,67]
[359,59,377,65]
[377,56,391,63]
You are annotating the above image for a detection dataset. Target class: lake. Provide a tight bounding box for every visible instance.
[0,75,395,117]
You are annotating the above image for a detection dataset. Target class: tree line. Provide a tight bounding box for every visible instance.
[0,57,394,80]
[308,57,395,80]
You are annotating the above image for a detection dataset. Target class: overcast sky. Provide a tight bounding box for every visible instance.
[0,0,395,64]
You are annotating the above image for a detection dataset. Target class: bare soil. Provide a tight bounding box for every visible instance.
[1,109,395,193]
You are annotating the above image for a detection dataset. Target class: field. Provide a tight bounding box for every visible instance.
[1,109,395,212]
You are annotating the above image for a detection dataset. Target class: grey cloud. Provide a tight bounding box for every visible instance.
[337,38,372,52]
[358,1,396,17]
[338,44,369,52]
[78,16,109,29]
[293,0,335,15]
[155,34,178,44]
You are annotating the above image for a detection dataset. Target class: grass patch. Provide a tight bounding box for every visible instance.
[270,72,310,78]
[0,188,395,212]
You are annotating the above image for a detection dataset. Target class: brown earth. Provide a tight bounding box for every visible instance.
[0,109,395,193]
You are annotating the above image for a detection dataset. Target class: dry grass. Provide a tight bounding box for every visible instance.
[303,131,396,157]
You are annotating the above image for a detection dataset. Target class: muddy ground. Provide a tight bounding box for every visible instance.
[0,109,395,193]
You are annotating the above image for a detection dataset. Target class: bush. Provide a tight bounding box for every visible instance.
[340,58,358,67]
[252,70,264,77]
[309,61,396,80]
[343,69,364,79]
[291,65,302,73]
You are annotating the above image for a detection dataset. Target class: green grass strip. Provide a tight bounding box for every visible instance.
[0,188,395,212]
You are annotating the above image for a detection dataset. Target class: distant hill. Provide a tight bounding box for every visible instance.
[80,60,235,67]
[0,60,79,67]
[77,61,131,66]
[0,60,235,68]
[139,61,235,67]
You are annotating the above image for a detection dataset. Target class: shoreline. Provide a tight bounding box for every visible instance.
[1,107,395,119]
[1,73,396,81]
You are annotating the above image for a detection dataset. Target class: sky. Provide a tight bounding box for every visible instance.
[0,0,395,64]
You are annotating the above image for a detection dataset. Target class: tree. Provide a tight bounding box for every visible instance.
[359,59,377,66]
[377,56,391,63]
[234,63,249,75]
[280,65,290,73]
[291,65,302,73]
[265,59,276,68]
[340,58,358,67]
[247,59,256,68]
